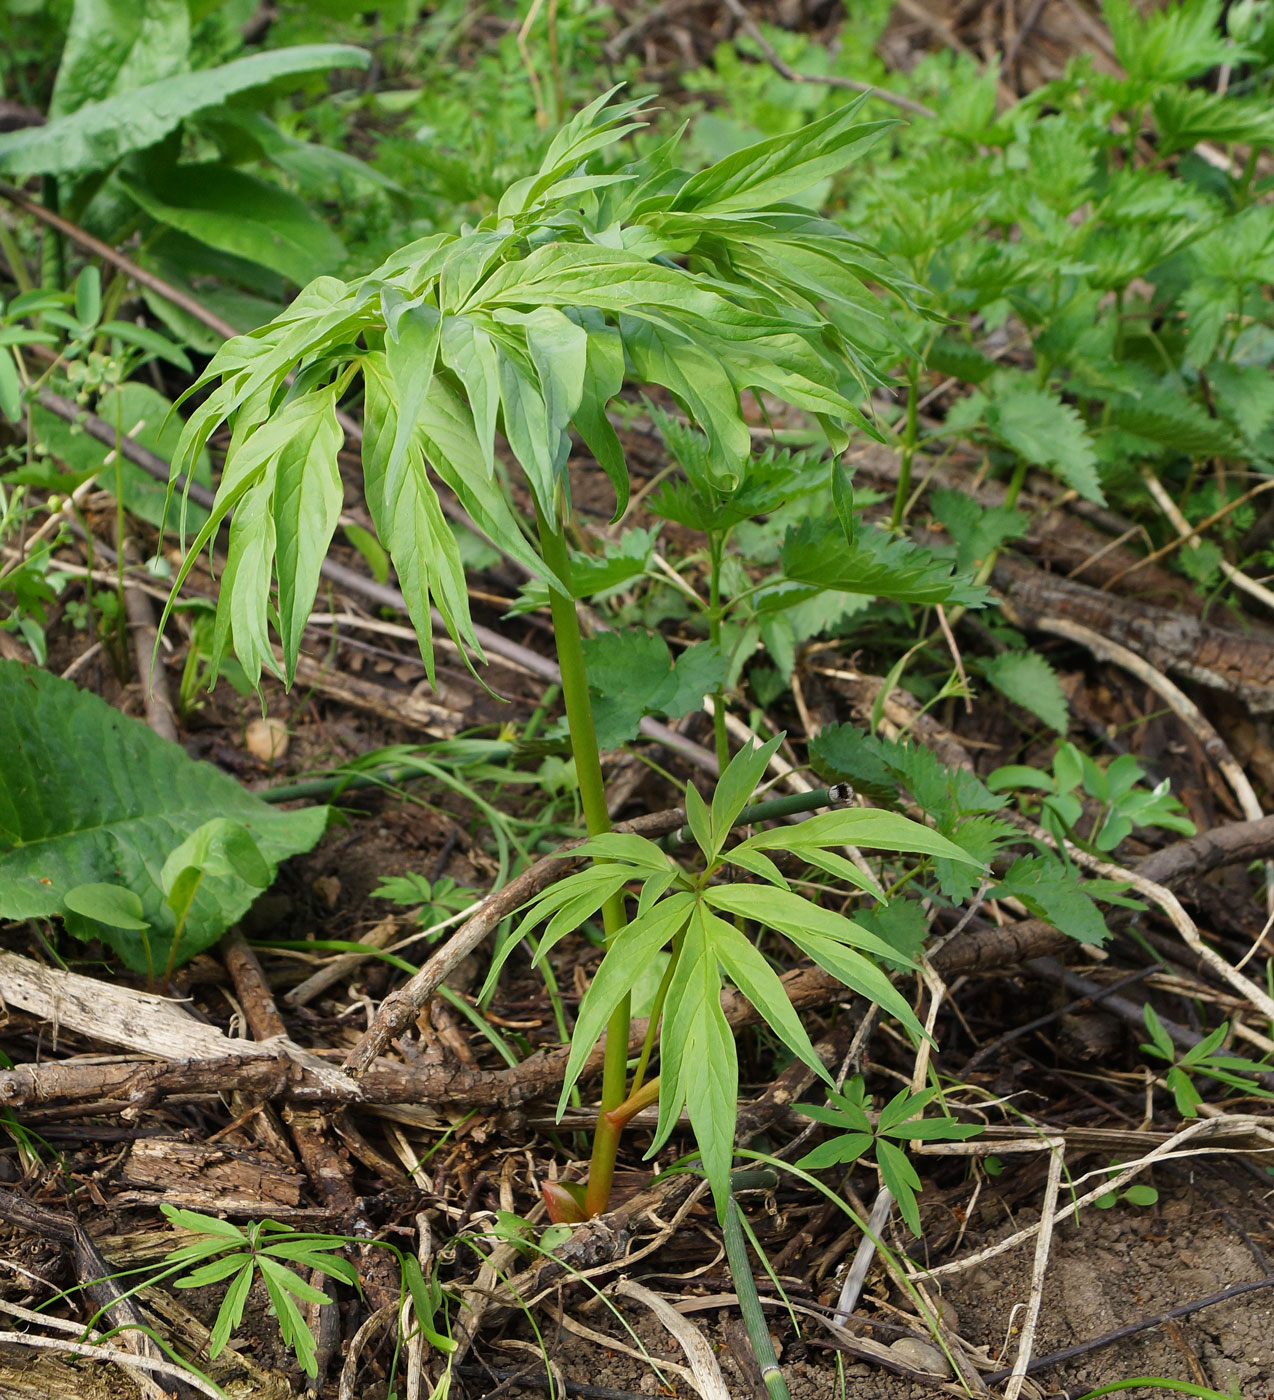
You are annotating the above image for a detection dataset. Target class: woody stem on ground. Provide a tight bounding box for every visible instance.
[535,503,631,1218]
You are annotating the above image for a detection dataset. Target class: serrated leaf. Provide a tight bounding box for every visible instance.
[995,855,1112,946]
[781,515,988,607]
[985,383,1104,503]
[807,724,900,804]
[210,384,343,685]
[930,489,1027,573]
[853,899,928,970]
[582,629,727,749]
[1103,0,1237,85]
[1151,86,1274,155]
[1108,385,1244,458]
[1208,361,1274,443]
[983,650,1069,733]
[0,661,328,973]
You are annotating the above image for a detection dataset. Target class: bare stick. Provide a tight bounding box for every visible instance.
[1003,1138,1064,1400]
[909,1114,1274,1282]
[0,184,240,341]
[0,1331,224,1400]
[1142,465,1274,618]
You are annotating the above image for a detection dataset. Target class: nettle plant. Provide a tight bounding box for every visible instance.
[165,92,984,1218]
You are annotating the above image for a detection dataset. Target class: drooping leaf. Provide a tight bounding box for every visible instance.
[649,907,740,1218]
[121,164,347,285]
[0,661,328,972]
[0,45,370,177]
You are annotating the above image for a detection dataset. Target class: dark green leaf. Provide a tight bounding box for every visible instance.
[0,661,328,972]
[122,164,346,285]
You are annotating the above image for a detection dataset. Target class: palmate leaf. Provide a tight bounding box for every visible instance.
[167,93,910,689]
[526,742,984,1214]
[580,629,728,750]
[558,892,698,1110]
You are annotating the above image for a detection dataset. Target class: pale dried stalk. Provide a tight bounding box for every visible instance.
[0,1330,223,1400]
[613,1279,732,1400]
[337,1306,397,1400]
[1142,466,1274,617]
[1003,1139,1064,1400]
[909,1114,1274,1282]
[1036,611,1274,911]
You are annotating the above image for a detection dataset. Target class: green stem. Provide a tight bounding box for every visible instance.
[890,360,919,533]
[0,217,33,293]
[630,932,683,1093]
[706,531,730,772]
[724,1194,791,1400]
[535,505,629,1219]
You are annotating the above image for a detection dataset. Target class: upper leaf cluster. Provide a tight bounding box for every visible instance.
[164,91,915,690]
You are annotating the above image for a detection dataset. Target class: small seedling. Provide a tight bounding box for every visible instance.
[795,1077,982,1234]
[1095,1179,1160,1210]
[989,743,1195,854]
[154,1206,361,1377]
[1140,1005,1274,1118]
